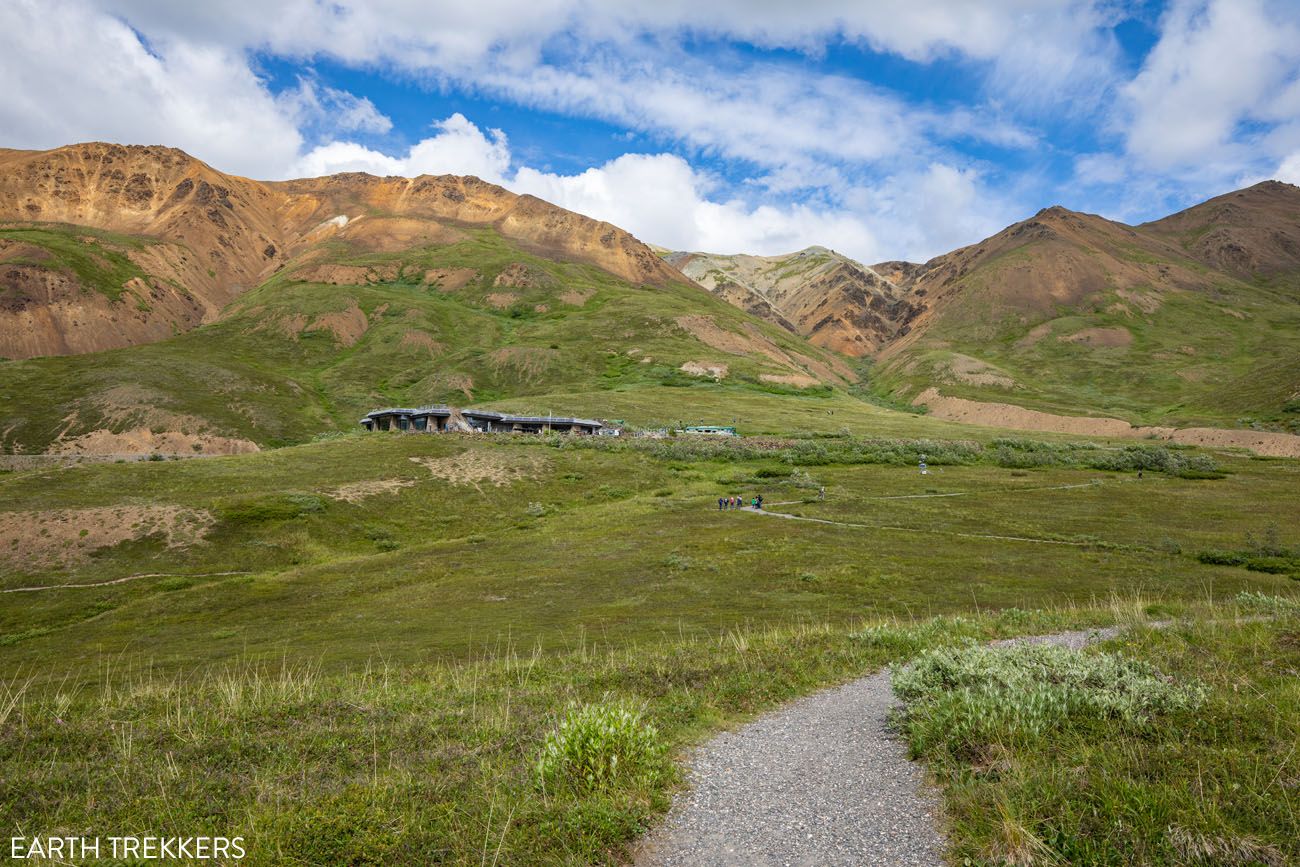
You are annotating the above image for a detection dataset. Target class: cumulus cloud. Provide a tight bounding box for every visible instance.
[301,115,1011,263]
[278,77,394,136]
[0,0,304,177]
[1279,153,1300,185]
[294,114,510,181]
[1122,0,1300,170]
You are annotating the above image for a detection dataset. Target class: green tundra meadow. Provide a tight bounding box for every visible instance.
[2,407,1298,864]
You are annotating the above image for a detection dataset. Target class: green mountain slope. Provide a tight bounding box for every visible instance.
[0,227,857,453]
[870,183,1300,432]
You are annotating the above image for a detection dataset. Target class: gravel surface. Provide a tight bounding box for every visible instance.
[636,627,1126,866]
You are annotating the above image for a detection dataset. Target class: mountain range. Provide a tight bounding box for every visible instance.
[1,142,1298,455]
[670,182,1300,435]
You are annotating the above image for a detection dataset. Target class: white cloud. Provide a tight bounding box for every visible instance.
[278,77,393,135]
[294,113,510,181]
[1122,0,1300,170]
[1279,152,1300,185]
[0,0,304,177]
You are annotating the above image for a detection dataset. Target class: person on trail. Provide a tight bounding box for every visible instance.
[758,494,763,509]
[718,496,725,511]
[818,486,825,501]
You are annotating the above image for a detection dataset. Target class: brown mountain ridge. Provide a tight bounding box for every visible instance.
[0,142,678,360]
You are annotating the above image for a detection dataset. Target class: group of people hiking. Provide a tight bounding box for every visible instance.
[718,494,763,510]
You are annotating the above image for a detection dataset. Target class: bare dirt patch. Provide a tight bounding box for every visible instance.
[485,292,521,309]
[325,478,416,504]
[423,267,478,291]
[416,372,475,400]
[307,299,369,346]
[1062,326,1133,348]
[0,505,214,569]
[1115,288,1163,313]
[1014,322,1054,349]
[681,361,730,379]
[400,330,443,355]
[760,373,819,388]
[914,387,1300,457]
[674,315,851,383]
[410,450,546,492]
[293,263,401,285]
[559,288,594,306]
[493,262,554,289]
[942,354,1018,388]
[48,428,259,456]
[338,216,465,252]
[47,387,260,455]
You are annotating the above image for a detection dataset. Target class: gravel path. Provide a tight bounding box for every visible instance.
[636,626,1124,866]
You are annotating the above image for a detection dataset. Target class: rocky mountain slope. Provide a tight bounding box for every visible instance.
[666,246,920,357]
[871,182,1300,431]
[0,142,679,360]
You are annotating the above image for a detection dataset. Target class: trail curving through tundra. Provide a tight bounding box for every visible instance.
[636,626,1125,866]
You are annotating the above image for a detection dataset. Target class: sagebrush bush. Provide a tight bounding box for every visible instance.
[892,644,1206,759]
[536,700,665,790]
[1234,591,1300,615]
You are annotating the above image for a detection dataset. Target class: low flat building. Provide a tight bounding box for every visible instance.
[360,406,602,435]
[360,406,452,432]
[463,410,602,435]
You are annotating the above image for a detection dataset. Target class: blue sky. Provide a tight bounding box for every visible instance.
[2,0,1298,263]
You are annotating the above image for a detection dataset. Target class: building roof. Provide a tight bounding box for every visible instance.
[362,405,451,419]
[463,409,602,427]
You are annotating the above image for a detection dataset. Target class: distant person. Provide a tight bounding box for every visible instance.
[1138,468,1143,480]
[818,486,825,501]
[718,496,725,511]
[757,494,764,509]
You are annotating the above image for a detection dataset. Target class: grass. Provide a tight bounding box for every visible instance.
[0,422,1296,862]
[2,599,1295,864]
[2,432,1296,679]
[0,224,152,303]
[873,245,1300,431]
[892,602,1300,865]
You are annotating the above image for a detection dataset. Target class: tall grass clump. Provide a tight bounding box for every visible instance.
[536,700,666,791]
[891,643,1206,759]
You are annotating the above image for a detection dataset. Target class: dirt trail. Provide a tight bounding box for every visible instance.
[3,570,249,593]
[915,388,1300,458]
[638,626,1127,866]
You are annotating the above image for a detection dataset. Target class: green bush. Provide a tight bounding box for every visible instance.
[217,493,327,525]
[892,643,1206,759]
[536,700,665,790]
[1234,591,1300,615]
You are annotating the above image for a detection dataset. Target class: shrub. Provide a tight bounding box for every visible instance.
[892,643,1206,759]
[218,493,327,525]
[536,700,665,790]
[1234,591,1300,615]
[851,616,981,656]
[1197,550,1247,567]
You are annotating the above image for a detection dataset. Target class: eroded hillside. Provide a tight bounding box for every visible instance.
[667,246,922,356]
[0,143,680,360]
